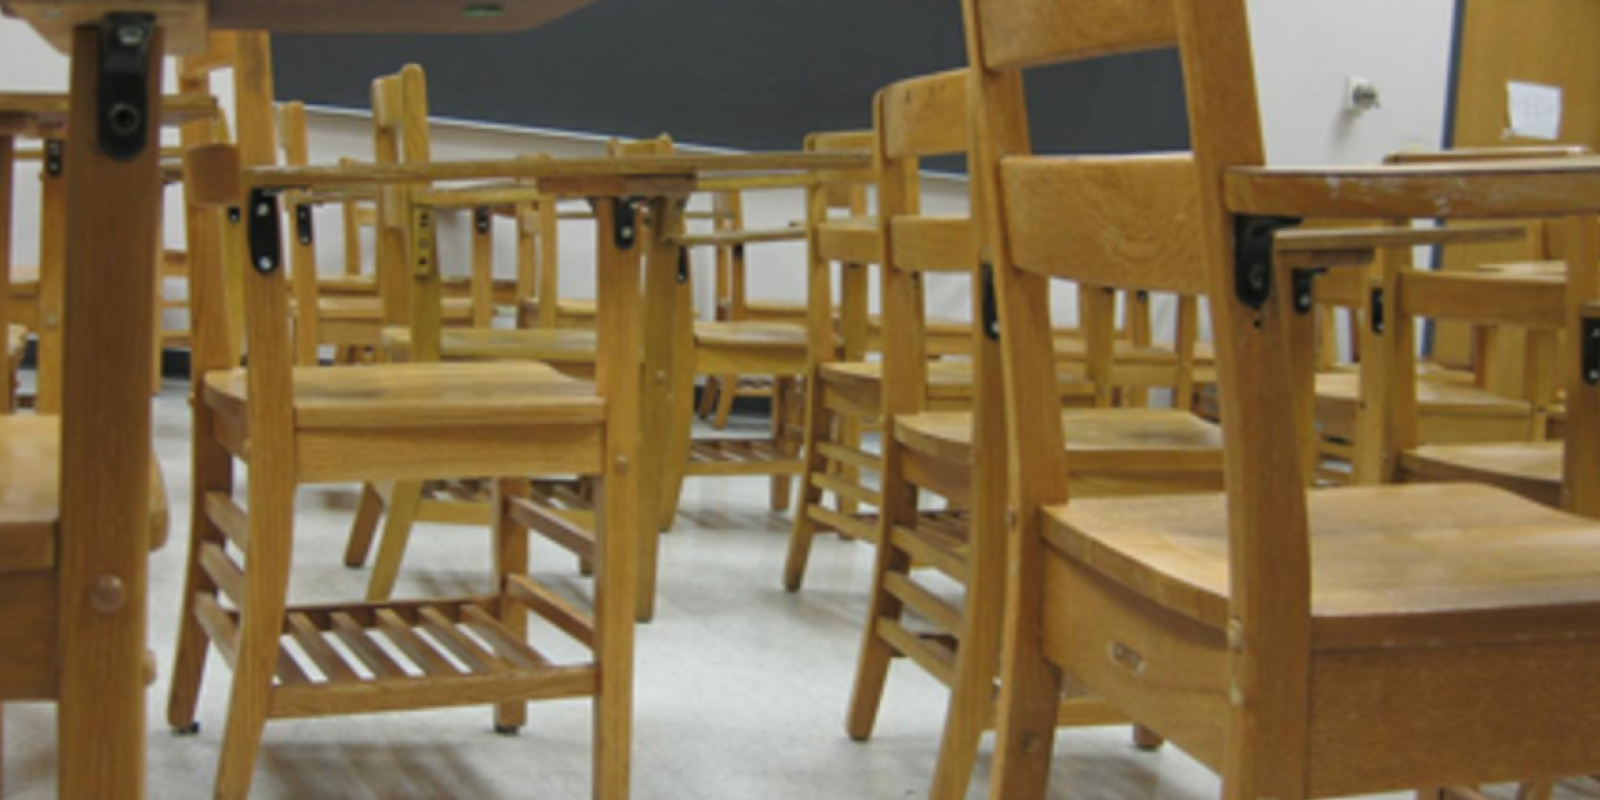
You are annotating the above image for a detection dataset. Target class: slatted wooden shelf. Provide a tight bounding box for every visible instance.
[685,438,802,477]
[192,592,596,719]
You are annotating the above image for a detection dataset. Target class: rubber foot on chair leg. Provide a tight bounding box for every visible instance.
[494,725,521,736]
[173,722,201,736]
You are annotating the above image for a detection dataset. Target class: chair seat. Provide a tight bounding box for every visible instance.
[1402,441,1563,508]
[0,415,168,572]
[1045,483,1600,649]
[896,408,1224,474]
[1315,371,1533,442]
[299,295,476,322]
[203,362,603,430]
[381,326,597,367]
[693,320,809,350]
[820,359,1096,403]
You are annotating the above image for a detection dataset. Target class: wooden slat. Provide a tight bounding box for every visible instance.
[1003,154,1206,294]
[1399,270,1566,329]
[192,593,239,670]
[375,609,461,676]
[269,665,597,720]
[505,576,596,648]
[204,491,249,551]
[197,543,245,609]
[286,613,360,683]
[460,605,552,669]
[329,612,406,679]
[508,495,596,561]
[418,607,506,673]
[805,505,878,542]
[877,618,956,687]
[890,524,969,582]
[884,572,963,636]
[812,473,882,507]
[816,441,883,473]
[890,216,975,273]
[672,227,805,248]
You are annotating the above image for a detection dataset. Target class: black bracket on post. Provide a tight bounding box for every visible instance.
[474,206,492,234]
[1370,287,1386,335]
[295,204,314,247]
[1233,215,1301,311]
[677,249,690,284]
[1290,268,1322,314]
[1583,316,1600,387]
[247,189,282,275]
[981,262,1000,341]
[613,198,638,251]
[732,244,746,262]
[44,140,64,178]
[96,14,156,162]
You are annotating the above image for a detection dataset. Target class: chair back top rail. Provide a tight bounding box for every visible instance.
[975,0,1177,71]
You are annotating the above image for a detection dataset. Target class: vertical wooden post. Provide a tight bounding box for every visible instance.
[593,196,640,799]
[0,135,13,410]
[35,136,66,413]
[57,19,164,800]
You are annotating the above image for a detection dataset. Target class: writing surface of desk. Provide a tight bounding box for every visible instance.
[0,4,601,798]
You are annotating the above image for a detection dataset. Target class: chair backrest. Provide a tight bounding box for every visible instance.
[803,129,877,363]
[277,101,326,366]
[871,70,975,418]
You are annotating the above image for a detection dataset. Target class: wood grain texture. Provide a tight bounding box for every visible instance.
[56,25,162,800]
[977,0,1176,70]
[1002,154,1206,294]
[881,70,968,160]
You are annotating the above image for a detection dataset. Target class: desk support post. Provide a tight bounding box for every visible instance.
[57,17,162,800]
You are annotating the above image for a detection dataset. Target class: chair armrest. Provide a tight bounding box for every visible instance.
[1226,158,1600,220]
[1385,146,1591,165]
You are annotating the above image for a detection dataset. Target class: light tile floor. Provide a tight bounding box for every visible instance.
[1,380,1589,799]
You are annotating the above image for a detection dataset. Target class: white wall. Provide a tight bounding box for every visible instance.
[1,2,1459,345]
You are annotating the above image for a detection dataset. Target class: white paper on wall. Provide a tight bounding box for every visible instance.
[1507,81,1563,140]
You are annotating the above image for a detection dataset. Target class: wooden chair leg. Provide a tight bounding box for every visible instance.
[712,373,738,429]
[784,372,834,592]
[987,517,1067,800]
[769,376,794,512]
[696,376,719,418]
[846,438,916,740]
[342,482,386,568]
[492,478,531,733]
[215,483,295,800]
[364,480,423,602]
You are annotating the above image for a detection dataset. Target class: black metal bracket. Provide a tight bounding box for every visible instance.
[1370,287,1386,335]
[1290,268,1322,315]
[613,198,638,251]
[96,14,156,162]
[246,189,282,275]
[677,249,690,284]
[981,262,1000,341]
[295,204,314,247]
[1233,215,1301,311]
[44,140,64,178]
[732,244,746,262]
[474,207,492,234]
[1583,316,1600,387]
[1135,290,1150,304]
[227,207,242,225]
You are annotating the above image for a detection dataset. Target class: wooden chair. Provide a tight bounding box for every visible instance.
[347,69,603,602]
[167,44,638,800]
[970,3,1600,800]
[1361,219,1593,511]
[831,68,1235,800]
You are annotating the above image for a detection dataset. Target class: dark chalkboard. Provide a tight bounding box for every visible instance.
[272,0,1189,161]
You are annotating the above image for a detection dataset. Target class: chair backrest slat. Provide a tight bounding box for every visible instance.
[977,0,1177,70]
[1397,270,1566,330]
[882,70,968,161]
[1002,154,1205,295]
[889,217,974,274]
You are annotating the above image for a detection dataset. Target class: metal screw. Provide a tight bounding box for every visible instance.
[90,575,127,614]
[257,257,273,271]
[621,225,635,239]
[117,25,146,47]
[1247,263,1268,292]
[256,203,271,217]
